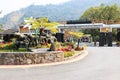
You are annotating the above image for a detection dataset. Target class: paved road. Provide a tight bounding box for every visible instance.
[79,42,117,47]
[0,47,120,80]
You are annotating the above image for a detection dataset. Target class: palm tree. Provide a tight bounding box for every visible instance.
[24,17,58,36]
[69,31,83,49]
[24,17,59,51]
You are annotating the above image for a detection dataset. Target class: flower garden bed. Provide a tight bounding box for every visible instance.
[0,41,86,65]
[0,42,27,52]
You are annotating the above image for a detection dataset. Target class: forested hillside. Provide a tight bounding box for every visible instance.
[0,0,120,29]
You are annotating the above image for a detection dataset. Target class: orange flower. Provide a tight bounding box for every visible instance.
[1,42,5,48]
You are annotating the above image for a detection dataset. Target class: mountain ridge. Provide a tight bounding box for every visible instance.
[0,0,120,29]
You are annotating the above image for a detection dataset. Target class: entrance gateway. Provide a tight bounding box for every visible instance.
[57,20,120,47]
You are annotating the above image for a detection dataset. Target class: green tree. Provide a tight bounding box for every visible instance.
[0,24,4,31]
[80,4,120,23]
[24,17,59,51]
[69,31,83,48]
[24,17,59,36]
[82,29,100,42]
[80,4,120,41]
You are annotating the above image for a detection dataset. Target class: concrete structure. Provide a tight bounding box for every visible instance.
[58,21,120,46]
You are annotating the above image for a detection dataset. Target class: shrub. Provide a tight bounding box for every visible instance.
[116,41,120,46]
[64,51,75,58]
[0,42,28,52]
[55,42,61,48]
[75,46,84,51]
[0,42,15,49]
[61,42,75,48]
[5,43,15,49]
[57,45,73,52]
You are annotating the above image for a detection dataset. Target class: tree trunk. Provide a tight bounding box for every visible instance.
[39,28,44,37]
[77,38,80,47]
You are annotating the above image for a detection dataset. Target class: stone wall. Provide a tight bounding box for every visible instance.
[0,51,64,65]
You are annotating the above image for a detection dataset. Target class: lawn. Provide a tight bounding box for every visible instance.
[0,48,28,52]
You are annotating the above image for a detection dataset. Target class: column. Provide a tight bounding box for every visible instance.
[107,32,112,46]
[117,28,120,41]
[99,32,105,46]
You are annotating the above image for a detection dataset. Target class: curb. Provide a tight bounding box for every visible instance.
[0,50,88,69]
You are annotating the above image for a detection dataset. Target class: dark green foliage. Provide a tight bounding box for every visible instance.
[82,29,100,41]
[80,4,120,41]
[80,4,120,22]
[0,43,28,52]
[0,0,120,29]
[116,41,120,46]
[112,29,117,41]
[4,43,15,49]
[0,43,14,50]
[0,24,4,31]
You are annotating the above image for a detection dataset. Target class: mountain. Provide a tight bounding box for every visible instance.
[0,0,120,29]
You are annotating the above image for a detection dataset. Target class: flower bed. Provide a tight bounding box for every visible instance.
[56,42,86,58]
[0,42,27,52]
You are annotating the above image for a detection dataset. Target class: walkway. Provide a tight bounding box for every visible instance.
[0,47,120,80]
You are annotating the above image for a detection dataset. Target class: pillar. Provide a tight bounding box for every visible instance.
[56,33,64,42]
[107,32,112,46]
[117,28,120,41]
[99,32,105,46]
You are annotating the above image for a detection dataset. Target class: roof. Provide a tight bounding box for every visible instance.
[0,29,19,34]
[58,23,104,29]
[66,20,92,24]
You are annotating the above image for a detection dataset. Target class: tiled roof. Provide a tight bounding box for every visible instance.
[0,29,19,34]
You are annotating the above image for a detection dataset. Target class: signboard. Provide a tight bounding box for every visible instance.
[100,27,112,32]
[20,26,29,33]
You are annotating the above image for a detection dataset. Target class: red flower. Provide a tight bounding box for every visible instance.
[57,48,61,51]
[7,42,11,45]
[1,42,4,47]
[1,42,4,45]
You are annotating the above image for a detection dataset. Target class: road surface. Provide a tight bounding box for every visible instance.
[0,47,120,80]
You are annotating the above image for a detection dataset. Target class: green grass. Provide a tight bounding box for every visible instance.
[0,48,28,52]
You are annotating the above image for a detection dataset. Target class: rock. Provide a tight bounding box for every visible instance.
[26,59,32,64]
[0,51,64,65]
[56,53,62,58]
[41,57,45,63]
[0,58,3,65]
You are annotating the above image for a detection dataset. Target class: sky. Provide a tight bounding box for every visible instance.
[0,0,70,18]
